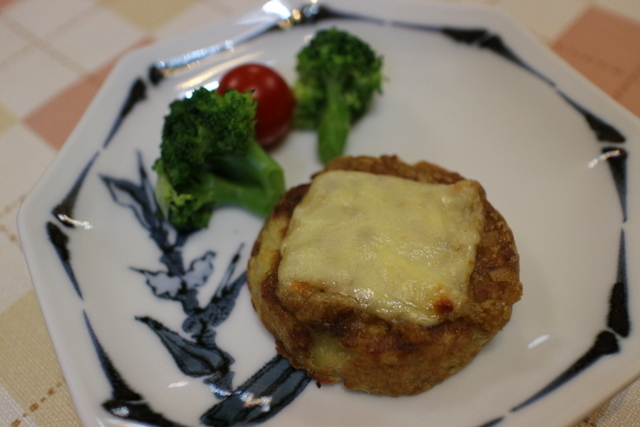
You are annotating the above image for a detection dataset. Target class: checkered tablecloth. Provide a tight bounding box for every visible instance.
[1,0,640,426]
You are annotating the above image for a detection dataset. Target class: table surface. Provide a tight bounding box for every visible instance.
[1,0,640,426]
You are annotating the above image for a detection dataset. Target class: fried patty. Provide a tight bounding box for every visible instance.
[247,155,522,396]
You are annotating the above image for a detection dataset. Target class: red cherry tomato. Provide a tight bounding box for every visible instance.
[218,63,295,147]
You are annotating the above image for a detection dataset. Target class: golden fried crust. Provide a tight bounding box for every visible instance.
[247,155,522,396]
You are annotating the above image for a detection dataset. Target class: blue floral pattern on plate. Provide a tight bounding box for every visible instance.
[20,1,639,426]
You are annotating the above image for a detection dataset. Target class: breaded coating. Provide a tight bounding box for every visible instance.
[247,155,522,396]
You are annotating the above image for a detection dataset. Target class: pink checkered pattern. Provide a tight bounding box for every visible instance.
[1,1,639,426]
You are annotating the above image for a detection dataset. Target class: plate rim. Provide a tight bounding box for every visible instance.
[17,1,640,426]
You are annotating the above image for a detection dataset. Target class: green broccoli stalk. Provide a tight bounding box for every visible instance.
[153,87,285,230]
[293,28,383,164]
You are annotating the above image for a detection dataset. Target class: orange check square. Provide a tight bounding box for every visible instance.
[552,7,640,118]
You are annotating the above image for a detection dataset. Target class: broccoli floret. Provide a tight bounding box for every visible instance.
[153,87,285,230]
[293,28,383,164]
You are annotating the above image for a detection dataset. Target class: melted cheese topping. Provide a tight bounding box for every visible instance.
[278,170,485,326]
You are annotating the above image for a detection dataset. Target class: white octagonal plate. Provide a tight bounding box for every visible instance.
[18,1,640,426]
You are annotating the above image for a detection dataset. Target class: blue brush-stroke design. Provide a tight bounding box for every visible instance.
[104,78,147,147]
[83,312,143,402]
[46,221,83,298]
[510,230,630,414]
[51,78,146,226]
[397,23,625,144]
[601,147,629,222]
[200,355,311,426]
[281,4,627,144]
[84,312,187,426]
[304,9,632,422]
[608,231,630,337]
[52,151,99,227]
[512,331,620,412]
[47,150,99,297]
[46,74,147,297]
[46,5,633,426]
[557,92,626,143]
[45,69,311,423]
[134,251,216,301]
[396,23,554,87]
[102,151,190,252]
[102,153,310,425]
[607,231,630,340]
[136,316,235,387]
[477,417,505,427]
[102,153,238,389]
